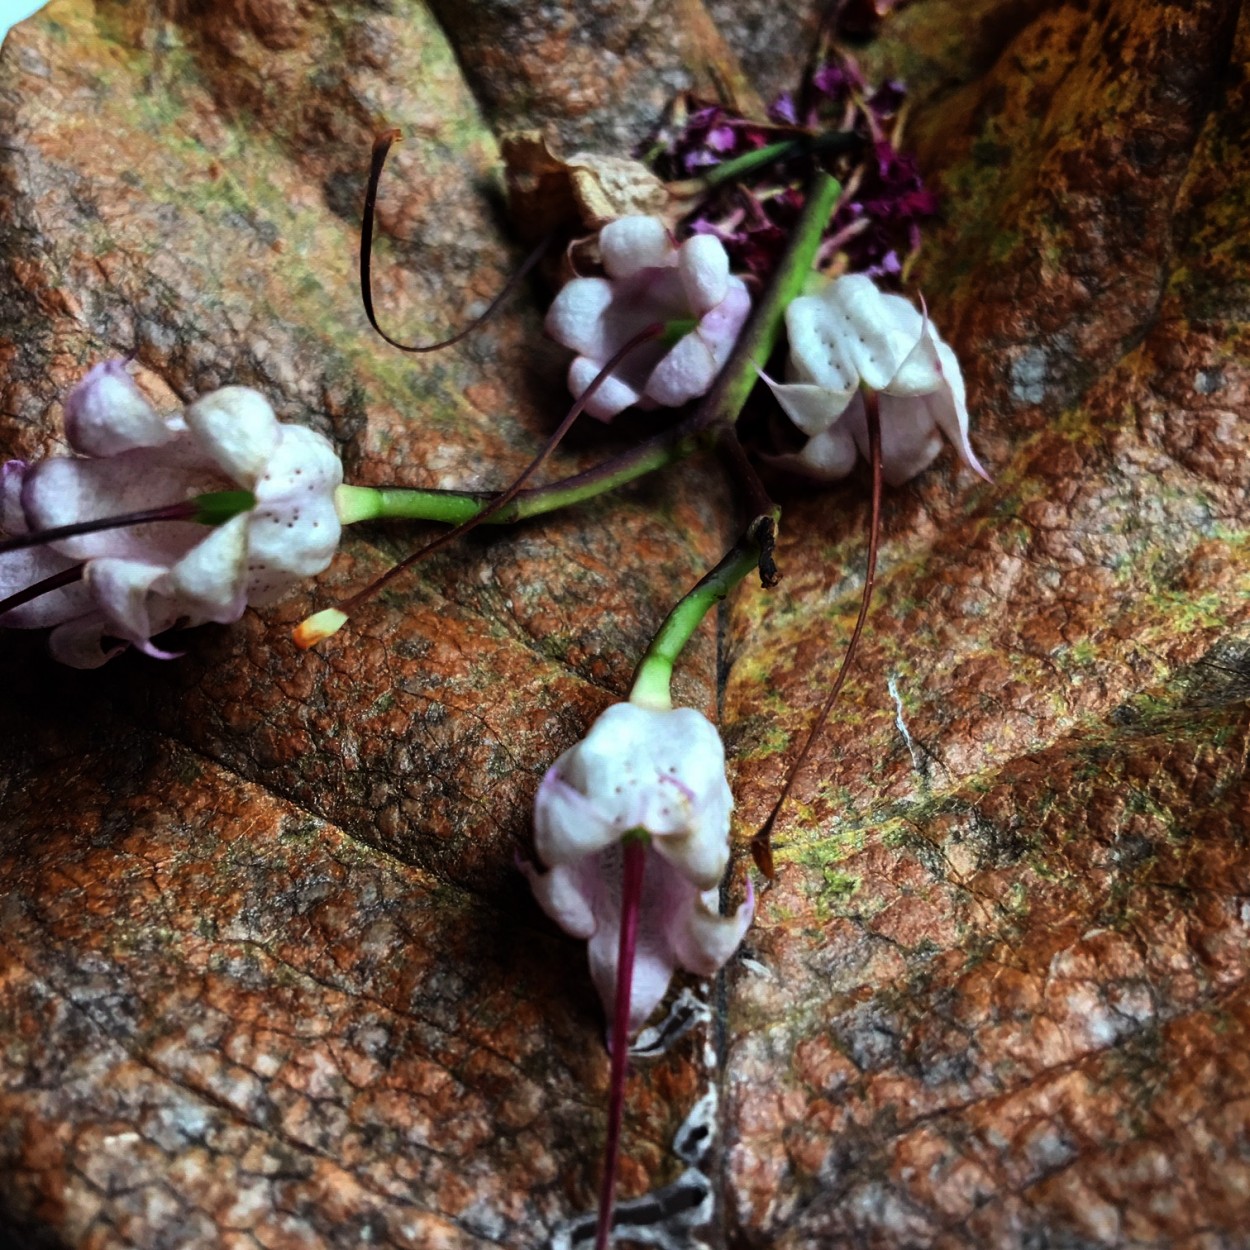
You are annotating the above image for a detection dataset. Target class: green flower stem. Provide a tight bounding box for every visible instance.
[629,516,777,709]
[687,170,841,438]
[334,415,708,528]
[681,130,861,192]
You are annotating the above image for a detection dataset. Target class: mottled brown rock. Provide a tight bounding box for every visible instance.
[1,0,1248,1247]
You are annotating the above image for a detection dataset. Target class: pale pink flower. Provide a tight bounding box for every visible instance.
[545,216,752,421]
[0,361,342,667]
[522,701,753,1034]
[765,273,988,485]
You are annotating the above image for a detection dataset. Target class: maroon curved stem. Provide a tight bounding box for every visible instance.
[361,128,551,353]
[751,390,883,877]
[0,563,84,618]
[0,500,199,557]
[337,322,663,617]
[595,837,647,1250]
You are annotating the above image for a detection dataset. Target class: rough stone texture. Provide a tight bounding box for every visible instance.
[723,1,1250,1247]
[1,0,1248,1248]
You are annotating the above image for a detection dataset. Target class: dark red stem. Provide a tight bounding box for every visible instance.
[361,128,551,353]
[338,322,664,616]
[0,563,85,618]
[0,500,199,558]
[751,390,883,877]
[594,837,647,1250]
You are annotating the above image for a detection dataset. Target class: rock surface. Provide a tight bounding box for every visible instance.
[0,1,1246,1247]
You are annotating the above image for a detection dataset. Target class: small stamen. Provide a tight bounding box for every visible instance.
[361,128,552,353]
[751,388,883,878]
[595,835,648,1250]
[292,607,349,650]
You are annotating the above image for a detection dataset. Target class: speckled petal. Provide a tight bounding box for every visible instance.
[246,424,343,590]
[827,274,924,390]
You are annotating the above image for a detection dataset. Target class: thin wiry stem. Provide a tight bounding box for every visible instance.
[595,837,647,1250]
[751,389,883,878]
[326,323,665,621]
[361,128,551,353]
[0,501,199,557]
[0,564,84,618]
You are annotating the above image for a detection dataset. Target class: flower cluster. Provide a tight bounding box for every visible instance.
[645,54,936,282]
[0,361,342,667]
[544,216,751,421]
[522,700,753,1034]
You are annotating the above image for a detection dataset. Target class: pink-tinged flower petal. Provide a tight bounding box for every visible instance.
[47,611,125,669]
[0,546,91,627]
[763,377,856,438]
[586,844,696,1033]
[85,557,179,657]
[567,356,645,422]
[644,332,717,409]
[63,360,176,457]
[544,276,617,362]
[184,386,280,487]
[163,513,249,623]
[599,216,675,278]
[534,768,621,865]
[668,882,754,977]
[520,858,597,941]
[677,234,729,316]
[547,219,750,422]
[22,446,224,563]
[844,392,944,487]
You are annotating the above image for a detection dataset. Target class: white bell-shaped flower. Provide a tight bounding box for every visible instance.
[545,216,752,421]
[522,701,753,1033]
[0,361,343,666]
[766,273,988,485]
